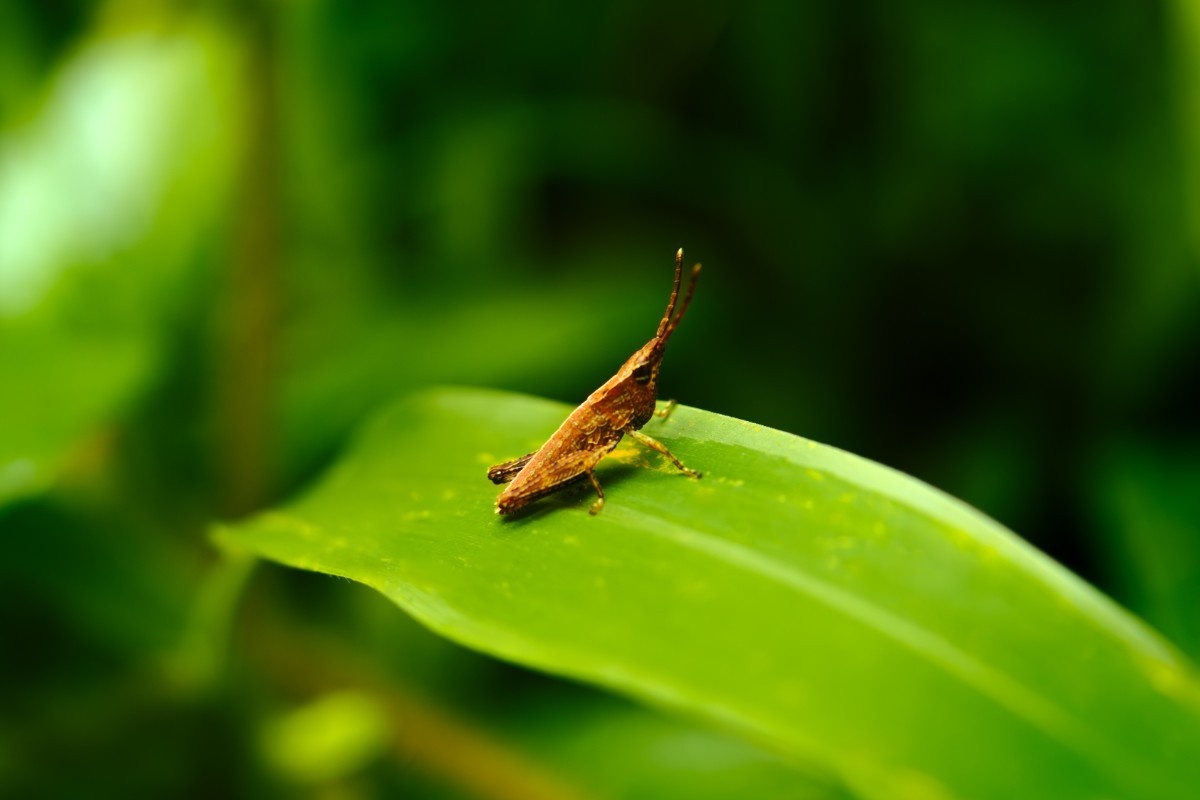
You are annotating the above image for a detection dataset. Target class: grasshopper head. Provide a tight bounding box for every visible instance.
[613,249,700,423]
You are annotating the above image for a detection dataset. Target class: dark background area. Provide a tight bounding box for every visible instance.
[2,1,1198,797]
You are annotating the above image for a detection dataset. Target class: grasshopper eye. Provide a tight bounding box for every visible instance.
[632,363,652,384]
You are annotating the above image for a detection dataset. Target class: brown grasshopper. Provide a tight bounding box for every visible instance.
[488,248,702,515]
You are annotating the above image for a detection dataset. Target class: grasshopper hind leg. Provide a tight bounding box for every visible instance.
[487,452,536,485]
[627,429,701,478]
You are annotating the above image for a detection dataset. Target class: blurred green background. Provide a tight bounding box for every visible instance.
[2,1,1198,798]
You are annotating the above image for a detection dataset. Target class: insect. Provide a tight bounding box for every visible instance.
[488,248,702,515]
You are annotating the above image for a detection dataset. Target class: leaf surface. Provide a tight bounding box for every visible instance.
[216,387,1200,800]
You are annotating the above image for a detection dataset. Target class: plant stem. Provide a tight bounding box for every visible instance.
[217,1,281,517]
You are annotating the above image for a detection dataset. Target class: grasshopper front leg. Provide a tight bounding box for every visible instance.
[653,399,678,420]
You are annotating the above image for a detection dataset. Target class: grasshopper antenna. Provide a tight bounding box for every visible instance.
[656,248,685,339]
[662,255,700,342]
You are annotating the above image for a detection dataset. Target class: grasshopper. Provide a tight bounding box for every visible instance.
[488,248,702,515]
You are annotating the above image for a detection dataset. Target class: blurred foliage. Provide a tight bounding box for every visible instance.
[1,0,1199,798]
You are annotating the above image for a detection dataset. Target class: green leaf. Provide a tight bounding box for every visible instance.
[216,387,1200,800]
[0,20,240,504]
